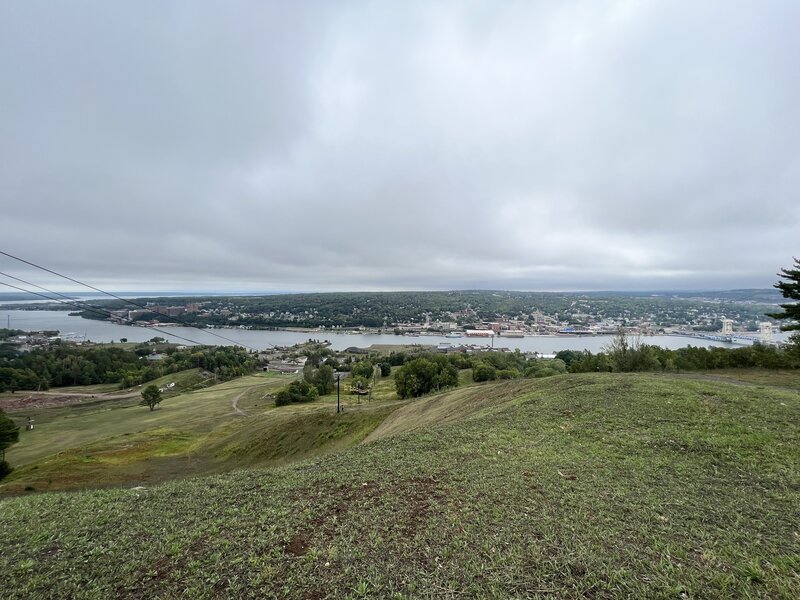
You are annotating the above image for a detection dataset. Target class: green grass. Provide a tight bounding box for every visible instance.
[1,372,798,598]
[696,368,800,389]
[131,367,214,394]
[366,377,522,442]
[2,373,285,472]
[207,402,397,469]
[0,370,398,495]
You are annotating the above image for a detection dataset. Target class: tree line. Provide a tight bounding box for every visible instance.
[0,341,258,392]
[68,288,779,331]
[557,335,799,373]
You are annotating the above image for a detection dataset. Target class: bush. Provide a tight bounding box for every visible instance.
[350,360,374,379]
[275,380,320,406]
[534,367,558,378]
[447,353,473,369]
[554,350,581,367]
[378,362,392,376]
[472,362,497,382]
[0,460,12,481]
[387,352,407,366]
[0,408,20,463]
[394,355,459,399]
[497,369,520,380]
[304,364,335,395]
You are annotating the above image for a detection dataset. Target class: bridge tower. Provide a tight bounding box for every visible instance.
[759,322,773,343]
[720,318,734,336]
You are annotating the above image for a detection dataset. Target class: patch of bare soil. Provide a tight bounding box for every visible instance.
[0,394,89,410]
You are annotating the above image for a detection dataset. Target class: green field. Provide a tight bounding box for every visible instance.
[0,370,798,598]
[1,369,401,494]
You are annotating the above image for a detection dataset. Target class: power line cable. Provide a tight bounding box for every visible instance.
[0,250,252,347]
[0,250,264,351]
[0,271,164,326]
[0,269,209,344]
[0,278,213,347]
[0,270,126,317]
[0,279,133,323]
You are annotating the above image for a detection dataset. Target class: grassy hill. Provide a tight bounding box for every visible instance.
[0,370,400,494]
[1,372,799,598]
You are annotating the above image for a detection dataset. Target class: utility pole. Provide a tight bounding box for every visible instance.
[369,365,378,403]
[336,374,340,414]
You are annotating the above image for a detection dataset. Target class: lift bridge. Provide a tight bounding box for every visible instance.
[678,320,778,345]
[714,318,774,344]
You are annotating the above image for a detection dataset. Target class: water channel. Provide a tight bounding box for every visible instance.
[2,310,787,354]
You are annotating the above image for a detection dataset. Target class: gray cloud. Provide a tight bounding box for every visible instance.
[1,0,798,293]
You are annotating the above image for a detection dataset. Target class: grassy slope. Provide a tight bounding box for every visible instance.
[4,372,268,467]
[366,378,528,442]
[1,372,798,599]
[694,369,800,390]
[1,371,400,494]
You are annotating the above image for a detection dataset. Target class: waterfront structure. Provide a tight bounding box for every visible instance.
[721,318,734,335]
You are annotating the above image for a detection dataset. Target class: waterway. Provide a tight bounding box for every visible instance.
[2,310,788,353]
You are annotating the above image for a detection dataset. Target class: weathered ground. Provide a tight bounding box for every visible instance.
[1,372,798,599]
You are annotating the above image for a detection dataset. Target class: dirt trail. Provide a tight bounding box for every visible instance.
[231,391,248,416]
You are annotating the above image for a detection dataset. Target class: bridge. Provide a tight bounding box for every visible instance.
[673,321,778,346]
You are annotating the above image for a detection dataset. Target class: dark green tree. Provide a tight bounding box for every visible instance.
[472,362,497,382]
[0,409,19,460]
[768,257,800,331]
[304,364,335,395]
[140,384,163,411]
[554,350,581,367]
[350,360,374,379]
[394,355,458,399]
[0,409,19,480]
[274,380,319,406]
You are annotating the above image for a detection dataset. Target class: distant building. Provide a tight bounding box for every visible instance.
[127,310,151,320]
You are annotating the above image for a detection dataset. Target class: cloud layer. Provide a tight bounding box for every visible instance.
[2,1,798,292]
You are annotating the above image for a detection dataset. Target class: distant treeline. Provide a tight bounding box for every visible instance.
[557,337,800,373]
[0,342,257,392]
[386,341,800,399]
[0,329,26,341]
[68,289,778,330]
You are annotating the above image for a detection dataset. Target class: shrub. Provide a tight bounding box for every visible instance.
[534,367,558,378]
[275,380,319,406]
[394,355,459,398]
[350,360,374,379]
[0,460,12,481]
[304,364,335,395]
[497,369,520,380]
[472,362,497,382]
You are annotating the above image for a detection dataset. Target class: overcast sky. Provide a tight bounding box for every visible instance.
[1,1,798,294]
